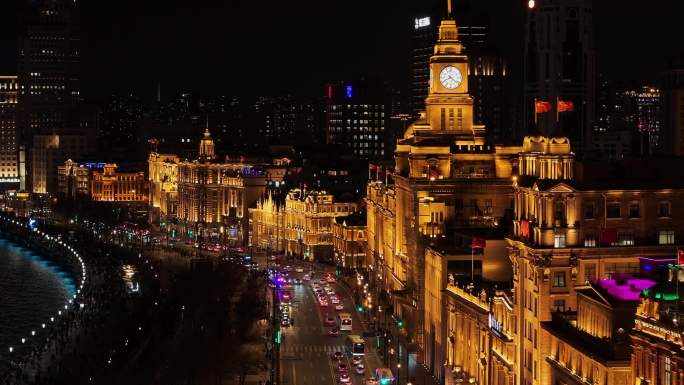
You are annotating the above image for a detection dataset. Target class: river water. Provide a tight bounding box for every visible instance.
[0,238,75,367]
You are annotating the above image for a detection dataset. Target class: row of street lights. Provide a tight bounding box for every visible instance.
[1,216,87,359]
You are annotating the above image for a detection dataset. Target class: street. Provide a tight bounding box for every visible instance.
[278,262,385,385]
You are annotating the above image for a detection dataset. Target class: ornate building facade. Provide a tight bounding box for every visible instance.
[366,11,522,373]
[332,211,367,269]
[249,189,360,261]
[90,163,147,202]
[57,160,147,202]
[508,137,684,385]
[149,129,274,245]
[631,278,684,385]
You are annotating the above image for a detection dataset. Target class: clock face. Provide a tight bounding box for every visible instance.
[439,66,462,89]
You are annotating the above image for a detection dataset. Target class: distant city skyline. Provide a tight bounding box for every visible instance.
[0,0,681,102]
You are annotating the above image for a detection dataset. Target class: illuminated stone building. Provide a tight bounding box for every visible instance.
[148,153,179,220]
[332,211,367,270]
[149,129,287,245]
[175,130,269,245]
[366,9,522,371]
[0,76,19,189]
[424,243,517,385]
[90,164,147,202]
[57,159,91,198]
[631,276,684,385]
[508,138,684,385]
[249,189,360,261]
[543,278,653,385]
[57,160,147,202]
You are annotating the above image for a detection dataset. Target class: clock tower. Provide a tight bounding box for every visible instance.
[424,10,475,134]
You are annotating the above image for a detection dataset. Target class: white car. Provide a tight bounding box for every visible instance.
[335,304,344,311]
[330,297,340,304]
[296,267,304,273]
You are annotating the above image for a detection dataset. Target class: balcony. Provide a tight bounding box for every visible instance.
[542,311,630,363]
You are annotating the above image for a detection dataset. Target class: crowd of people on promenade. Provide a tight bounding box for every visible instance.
[0,220,134,385]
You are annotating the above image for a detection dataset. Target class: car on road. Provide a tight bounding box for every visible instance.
[324,317,337,326]
[295,267,304,273]
[328,328,339,337]
[338,373,351,383]
[337,363,349,372]
[335,304,344,311]
[354,364,366,375]
[364,377,378,385]
[352,357,363,366]
[320,300,329,307]
[284,265,292,271]
[303,274,311,281]
[330,297,340,304]
[294,278,302,285]
[332,351,344,360]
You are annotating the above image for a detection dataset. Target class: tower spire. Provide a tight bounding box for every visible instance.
[447,0,453,18]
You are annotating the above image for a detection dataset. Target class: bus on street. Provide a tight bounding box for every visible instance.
[346,334,365,356]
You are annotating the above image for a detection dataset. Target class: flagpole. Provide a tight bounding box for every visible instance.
[556,96,560,123]
[471,245,474,283]
[534,98,538,125]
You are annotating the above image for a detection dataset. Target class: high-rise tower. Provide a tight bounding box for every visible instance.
[523,0,595,151]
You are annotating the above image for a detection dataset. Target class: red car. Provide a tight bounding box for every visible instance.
[325,317,337,326]
[338,373,351,383]
[328,328,340,337]
[337,362,349,372]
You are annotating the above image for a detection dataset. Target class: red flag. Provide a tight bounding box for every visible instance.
[369,163,376,170]
[520,219,530,238]
[678,248,684,265]
[429,169,440,179]
[240,155,246,163]
[601,228,617,246]
[557,99,575,112]
[535,100,551,114]
[472,237,486,249]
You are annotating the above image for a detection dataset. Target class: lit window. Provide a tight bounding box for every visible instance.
[584,234,596,247]
[553,272,565,287]
[554,234,566,248]
[659,230,675,245]
[617,232,634,246]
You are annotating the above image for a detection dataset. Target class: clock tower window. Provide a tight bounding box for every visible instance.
[441,108,446,130]
[448,109,454,130]
[457,109,463,129]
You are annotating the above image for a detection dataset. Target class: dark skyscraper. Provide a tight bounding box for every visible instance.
[523,0,595,151]
[662,69,684,156]
[325,80,390,160]
[17,0,86,192]
[17,0,81,136]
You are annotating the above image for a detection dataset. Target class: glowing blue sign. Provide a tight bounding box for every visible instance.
[346,85,353,99]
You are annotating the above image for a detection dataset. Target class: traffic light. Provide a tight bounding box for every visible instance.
[356,305,364,313]
[397,319,404,328]
[275,329,281,344]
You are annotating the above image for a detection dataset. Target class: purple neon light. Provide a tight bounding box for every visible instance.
[595,278,656,301]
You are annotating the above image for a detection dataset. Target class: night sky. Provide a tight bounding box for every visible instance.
[1,0,682,102]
